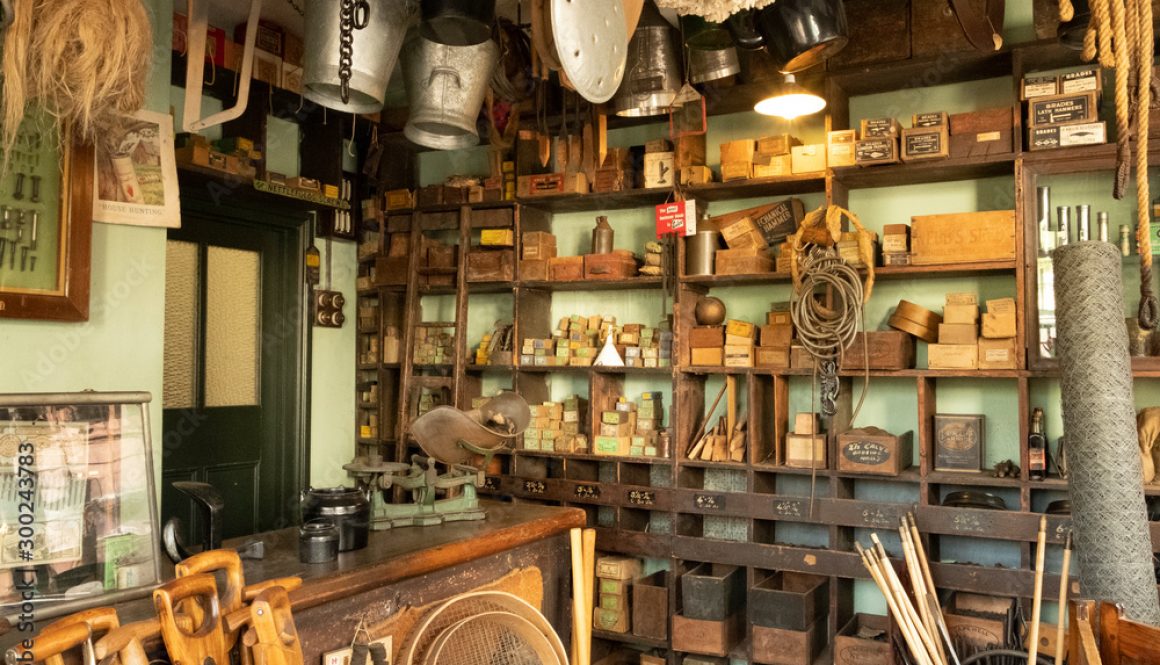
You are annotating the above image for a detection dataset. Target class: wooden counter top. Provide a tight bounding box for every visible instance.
[2,502,583,647]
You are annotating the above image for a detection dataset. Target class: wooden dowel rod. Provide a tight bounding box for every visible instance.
[1054,532,1072,665]
[1028,516,1048,665]
[857,544,935,665]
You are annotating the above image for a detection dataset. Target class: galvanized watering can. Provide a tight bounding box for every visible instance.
[303,0,414,114]
[403,34,499,150]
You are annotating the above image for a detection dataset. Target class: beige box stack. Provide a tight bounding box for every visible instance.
[524,397,588,452]
[521,315,672,369]
[413,326,454,365]
[595,399,637,457]
[593,556,642,633]
[786,412,826,468]
[633,392,665,456]
[757,303,793,369]
[881,223,911,266]
[724,319,756,368]
[836,231,877,268]
[979,297,1018,369]
[928,293,979,369]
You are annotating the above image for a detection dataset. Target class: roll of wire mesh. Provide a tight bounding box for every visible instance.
[1052,240,1160,625]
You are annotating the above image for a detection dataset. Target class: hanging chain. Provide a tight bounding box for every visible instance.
[338,0,371,104]
[283,0,305,17]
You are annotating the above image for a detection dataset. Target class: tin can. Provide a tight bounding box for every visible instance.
[299,519,340,564]
[686,229,720,276]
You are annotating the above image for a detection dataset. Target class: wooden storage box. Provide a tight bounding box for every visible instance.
[416,184,443,207]
[949,107,1013,136]
[910,211,1016,265]
[945,611,1008,653]
[597,555,642,580]
[522,231,557,260]
[466,249,514,282]
[837,427,913,476]
[716,247,774,275]
[790,144,826,174]
[934,414,985,471]
[375,256,408,286]
[681,165,714,186]
[749,571,828,630]
[950,129,1014,158]
[690,326,725,348]
[671,613,744,658]
[928,343,979,370]
[754,155,793,178]
[632,571,668,640]
[594,166,635,192]
[520,259,550,281]
[843,331,915,370]
[690,347,724,366]
[834,614,893,665]
[385,189,414,210]
[585,252,638,280]
[518,172,588,197]
[682,563,745,621]
[855,137,899,166]
[785,434,826,469]
[755,346,791,369]
[978,337,1018,369]
[901,126,949,161]
[752,618,826,665]
[720,162,753,182]
[1027,92,1098,127]
[593,607,629,633]
[549,256,585,281]
[720,215,766,249]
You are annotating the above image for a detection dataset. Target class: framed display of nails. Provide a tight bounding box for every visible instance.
[0,110,93,321]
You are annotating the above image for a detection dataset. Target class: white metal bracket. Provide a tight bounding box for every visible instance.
[182,0,263,132]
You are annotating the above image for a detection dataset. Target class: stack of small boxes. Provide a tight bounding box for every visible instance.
[929,294,981,370]
[756,134,802,178]
[633,393,664,457]
[520,231,558,281]
[836,231,877,269]
[622,324,673,369]
[1023,67,1106,151]
[785,412,826,468]
[593,556,642,634]
[979,297,1018,369]
[474,322,513,366]
[881,223,911,266]
[521,315,671,368]
[523,398,589,453]
[900,112,950,163]
[719,134,805,182]
[413,325,454,365]
[855,118,901,167]
[756,303,793,369]
[927,294,1019,370]
[724,319,756,368]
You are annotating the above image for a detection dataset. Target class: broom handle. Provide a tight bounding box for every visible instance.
[569,528,584,665]
[1028,516,1048,665]
[1054,532,1073,665]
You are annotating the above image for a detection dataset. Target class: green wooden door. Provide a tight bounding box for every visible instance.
[160,209,307,543]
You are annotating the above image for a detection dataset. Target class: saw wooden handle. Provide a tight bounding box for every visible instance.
[11,623,90,663]
[243,577,303,602]
[44,607,120,635]
[154,574,229,665]
[176,549,246,613]
[93,624,150,665]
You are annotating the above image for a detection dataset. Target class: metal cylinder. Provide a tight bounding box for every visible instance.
[403,34,499,150]
[304,0,414,114]
[610,4,682,117]
[686,229,719,276]
[1053,241,1160,625]
[689,47,741,84]
[1076,205,1091,242]
[1121,225,1132,256]
[419,0,495,46]
[1097,212,1109,242]
[1057,206,1071,247]
[298,520,340,563]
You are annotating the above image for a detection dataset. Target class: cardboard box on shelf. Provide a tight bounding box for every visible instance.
[790,144,826,174]
[928,343,980,370]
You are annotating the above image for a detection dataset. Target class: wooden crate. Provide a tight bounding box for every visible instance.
[549,256,585,281]
[716,248,774,275]
[842,331,915,370]
[585,251,638,280]
[520,259,550,281]
[910,211,1016,265]
[632,571,668,640]
[837,428,914,476]
[834,614,894,665]
[752,617,826,665]
[749,571,829,630]
[755,346,790,369]
[690,326,725,348]
[466,249,513,282]
[949,107,1013,135]
[682,563,745,621]
[671,613,744,658]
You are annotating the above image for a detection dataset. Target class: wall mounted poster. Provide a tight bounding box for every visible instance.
[92,109,180,228]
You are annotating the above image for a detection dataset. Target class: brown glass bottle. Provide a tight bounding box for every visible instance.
[1029,407,1047,480]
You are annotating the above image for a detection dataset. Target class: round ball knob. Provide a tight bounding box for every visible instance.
[695,296,727,325]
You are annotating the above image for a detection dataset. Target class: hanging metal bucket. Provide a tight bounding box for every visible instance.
[403,34,500,150]
[726,0,848,73]
[303,0,414,114]
[420,0,496,46]
[689,47,740,84]
[610,1,682,117]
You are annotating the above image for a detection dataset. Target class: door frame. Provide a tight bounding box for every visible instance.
[171,179,312,532]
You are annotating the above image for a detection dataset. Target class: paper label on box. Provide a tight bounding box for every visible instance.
[976,131,1001,142]
[655,199,697,237]
[905,130,944,156]
[984,348,1012,361]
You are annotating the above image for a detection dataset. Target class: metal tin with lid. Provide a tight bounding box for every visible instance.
[300,486,370,552]
[299,519,340,563]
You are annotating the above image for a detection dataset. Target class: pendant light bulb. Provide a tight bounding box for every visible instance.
[753,74,827,120]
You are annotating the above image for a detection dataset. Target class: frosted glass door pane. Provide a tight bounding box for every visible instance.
[205,247,261,407]
[163,241,198,409]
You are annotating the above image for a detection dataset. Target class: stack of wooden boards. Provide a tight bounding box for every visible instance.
[595,394,666,458]
[521,315,672,369]
[1021,66,1106,151]
[522,396,588,453]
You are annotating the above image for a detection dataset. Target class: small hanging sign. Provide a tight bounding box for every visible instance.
[656,199,696,238]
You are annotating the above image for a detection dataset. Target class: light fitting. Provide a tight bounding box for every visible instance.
[753,74,826,120]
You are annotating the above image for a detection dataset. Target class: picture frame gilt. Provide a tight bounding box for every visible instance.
[0,135,93,321]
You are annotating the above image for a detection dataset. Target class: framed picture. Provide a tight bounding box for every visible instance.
[0,112,93,321]
[92,109,181,229]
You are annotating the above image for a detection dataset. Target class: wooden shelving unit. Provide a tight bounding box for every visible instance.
[352,36,1160,665]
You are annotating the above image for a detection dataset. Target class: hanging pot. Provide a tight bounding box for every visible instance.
[689,46,740,84]
[303,0,414,114]
[609,0,682,117]
[726,0,849,73]
[420,0,496,46]
[403,34,500,150]
[681,15,733,50]
[1057,0,1090,51]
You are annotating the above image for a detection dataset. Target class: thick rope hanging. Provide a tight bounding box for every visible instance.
[1077,0,1158,329]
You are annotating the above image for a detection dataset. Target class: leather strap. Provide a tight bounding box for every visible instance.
[947,0,1005,52]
